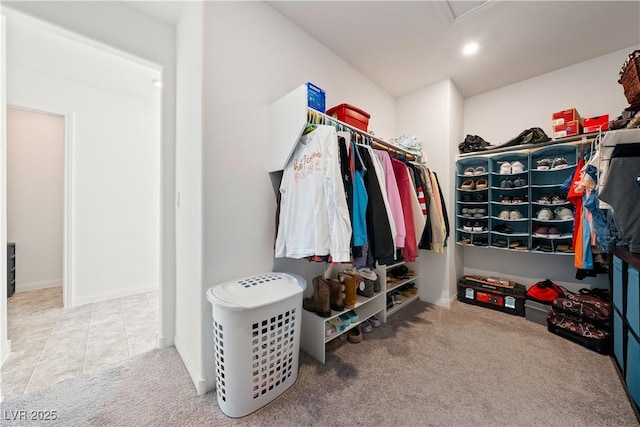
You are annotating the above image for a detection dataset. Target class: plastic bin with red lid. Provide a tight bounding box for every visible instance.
[326,104,370,132]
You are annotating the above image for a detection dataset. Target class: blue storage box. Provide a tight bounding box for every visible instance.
[306,82,326,113]
[614,310,625,369]
[628,265,639,336]
[613,256,623,311]
[626,331,640,407]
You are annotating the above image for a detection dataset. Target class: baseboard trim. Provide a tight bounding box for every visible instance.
[174,337,208,396]
[16,279,61,293]
[1,339,11,366]
[423,292,458,309]
[72,283,158,307]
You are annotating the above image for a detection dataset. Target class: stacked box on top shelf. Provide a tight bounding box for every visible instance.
[552,108,582,139]
[456,157,490,247]
[488,152,530,251]
[529,145,578,254]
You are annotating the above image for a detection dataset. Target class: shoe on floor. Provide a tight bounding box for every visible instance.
[369,315,382,327]
[347,326,363,343]
[326,334,347,352]
[359,319,373,333]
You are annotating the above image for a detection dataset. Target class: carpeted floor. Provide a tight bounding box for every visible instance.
[1,300,637,426]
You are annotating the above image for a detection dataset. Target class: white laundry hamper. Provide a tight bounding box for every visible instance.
[206,272,306,418]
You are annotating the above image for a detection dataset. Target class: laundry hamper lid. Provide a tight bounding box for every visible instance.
[206,272,306,310]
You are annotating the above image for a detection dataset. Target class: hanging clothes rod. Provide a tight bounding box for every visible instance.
[307,108,420,161]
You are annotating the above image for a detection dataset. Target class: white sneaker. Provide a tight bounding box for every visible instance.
[499,162,512,174]
[509,210,523,220]
[511,160,525,173]
[554,207,574,220]
[537,208,553,221]
[499,210,510,219]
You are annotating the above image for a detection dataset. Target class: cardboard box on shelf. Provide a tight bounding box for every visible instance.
[583,115,609,133]
[553,119,582,138]
[552,108,581,126]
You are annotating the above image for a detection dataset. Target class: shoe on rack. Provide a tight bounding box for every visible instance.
[500,179,513,188]
[327,278,344,312]
[554,207,574,220]
[548,226,561,238]
[472,221,485,232]
[511,194,527,204]
[303,277,331,318]
[460,179,476,190]
[339,272,358,309]
[473,208,486,218]
[534,226,549,237]
[473,166,487,175]
[325,322,336,337]
[499,210,510,220]
[536,158,552,170]
[551,157,568,169]
[474,193,487,202]
[537,208,553,221]
[330,317,347,332]
[538,194,552,204]
[499,162,512,174]
[493,224,514,234]
[509,210,523,220]
[500,195,512,204]
[551,193,567,204]
[513,177,527,187]
[511,160,525,173]
[493,239,508,248]
[347,326,363,343]
[462,194,473,202]
[476,178,488,190]
[338,312,352,325]
[463,221,473,232]
[463,167,475,176]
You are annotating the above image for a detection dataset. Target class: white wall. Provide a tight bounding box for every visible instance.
[7,107,64,290]
[396,79,464,307]
[174,1,205,395]
[2,0,178,348]
[5,15,160,305]
[465,46,639,146]
[459,47,640,292]
[1,14,9,392]
[199,1,396,392]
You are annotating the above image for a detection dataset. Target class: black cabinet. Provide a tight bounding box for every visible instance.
[7,242,15,298]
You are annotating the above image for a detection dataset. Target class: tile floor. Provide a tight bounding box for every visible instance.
[2,286,158,400]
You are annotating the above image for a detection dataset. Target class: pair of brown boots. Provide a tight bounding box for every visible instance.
[303,277,345,318]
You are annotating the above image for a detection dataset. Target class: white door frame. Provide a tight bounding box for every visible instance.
[5,105,72,306]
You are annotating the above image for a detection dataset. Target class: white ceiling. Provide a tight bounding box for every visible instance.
[125,0,640,98]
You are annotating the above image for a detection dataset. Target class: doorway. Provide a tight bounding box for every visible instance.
[1,13,163,400]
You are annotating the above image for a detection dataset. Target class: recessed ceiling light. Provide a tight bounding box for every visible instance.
[463,42,479,56]
[152,79,163,88]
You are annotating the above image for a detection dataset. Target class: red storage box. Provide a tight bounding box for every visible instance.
[552,108,581,126]
[583,115,609,133]
[553,120,582,139]
[326,104,370,132]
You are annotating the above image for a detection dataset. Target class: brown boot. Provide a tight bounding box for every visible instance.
[339,273,358,309]
[303,277,331,317]
[327,278,344,311]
